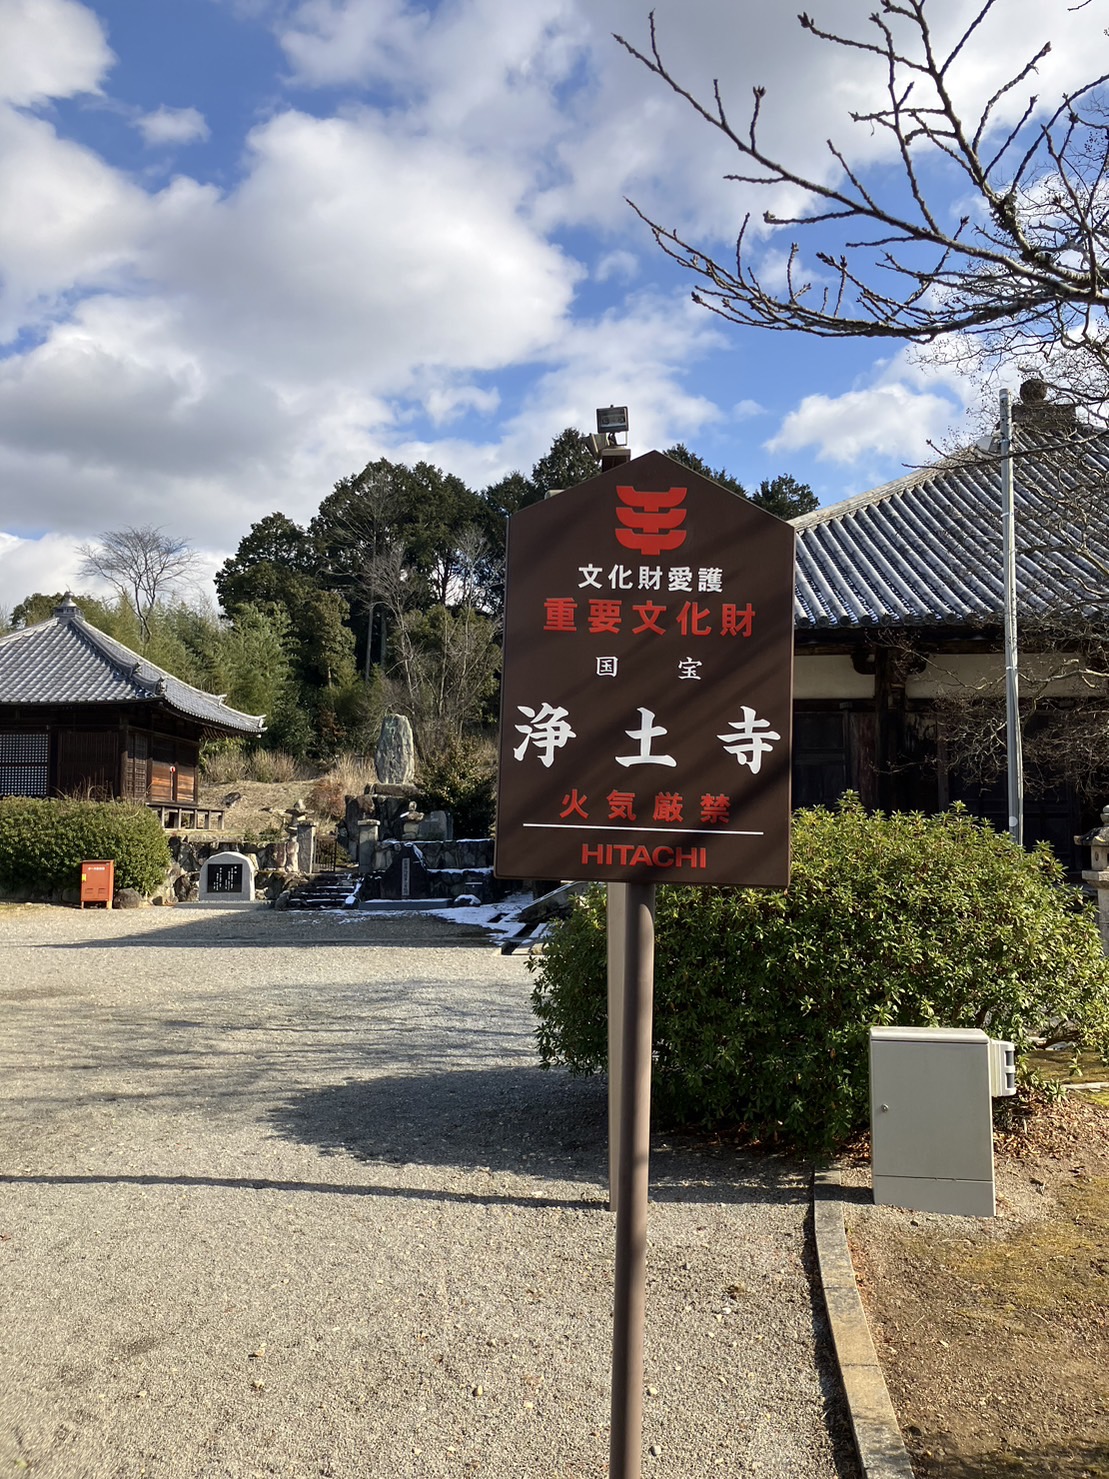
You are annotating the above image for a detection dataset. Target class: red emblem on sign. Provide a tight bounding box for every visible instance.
[615,486,688,555]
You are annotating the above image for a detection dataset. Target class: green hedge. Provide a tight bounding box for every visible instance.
[529,799,1109,1153]
[0,798,171,898]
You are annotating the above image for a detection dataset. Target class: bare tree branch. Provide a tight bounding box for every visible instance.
[76,526,196,642]
[616,1,1109,403]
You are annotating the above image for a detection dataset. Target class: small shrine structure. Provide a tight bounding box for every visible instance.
[0,596,265,826]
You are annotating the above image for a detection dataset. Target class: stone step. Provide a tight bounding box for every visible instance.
[284,870,359,911]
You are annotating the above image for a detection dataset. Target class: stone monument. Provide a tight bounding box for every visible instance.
[1078,804,1109,954]
[198,850,257,905]
[375,714,416,787]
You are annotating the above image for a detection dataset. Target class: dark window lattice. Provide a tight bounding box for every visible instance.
[0,733,49,797]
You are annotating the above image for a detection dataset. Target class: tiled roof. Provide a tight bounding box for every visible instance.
[0,600,265,734]
[792,426,1109,631]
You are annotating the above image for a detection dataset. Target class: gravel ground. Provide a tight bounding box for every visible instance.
[0,904,858,1479]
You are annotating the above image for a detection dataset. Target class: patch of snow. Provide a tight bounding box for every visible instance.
[324,890,534,942]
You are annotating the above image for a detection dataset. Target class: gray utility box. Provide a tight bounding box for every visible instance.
[870,1026,1009,1218]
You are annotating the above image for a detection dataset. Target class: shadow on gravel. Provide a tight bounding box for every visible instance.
[269,1063,811,1208]
[41,910,496,950]
[0,1063,807,1214]
[0,1170,592,1211]
[828,1182,873,1206]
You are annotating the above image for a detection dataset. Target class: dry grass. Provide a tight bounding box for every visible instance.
[850,1094,1109,1479]
[246,749,301,783]
[322,751,377,794]
[307,752,377,821]
[197,751,377,835]
[201,745,306,786]
[954,1174,1109,1311]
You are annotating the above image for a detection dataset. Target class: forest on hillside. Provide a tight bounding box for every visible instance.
[3,432,815,828]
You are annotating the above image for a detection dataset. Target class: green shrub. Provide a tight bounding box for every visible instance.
[418,735,497,838]
[0,798,171,898]
[529,799,1109,1154]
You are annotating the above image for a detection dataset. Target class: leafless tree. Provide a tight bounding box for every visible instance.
[361,540,500,757]
[617,1,1109,408]
[77,526,197,642]
[619,2,1109,810]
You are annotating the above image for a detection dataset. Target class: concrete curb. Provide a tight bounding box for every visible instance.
[812,1169,916,1479]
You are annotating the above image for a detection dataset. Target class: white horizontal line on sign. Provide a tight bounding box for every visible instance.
[521,823,764,837]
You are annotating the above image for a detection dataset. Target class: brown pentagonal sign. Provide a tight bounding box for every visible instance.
[495,450,794,887]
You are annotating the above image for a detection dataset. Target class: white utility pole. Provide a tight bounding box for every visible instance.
[1000,389,1024,845]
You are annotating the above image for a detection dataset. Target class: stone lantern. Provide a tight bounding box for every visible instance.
[356,815,381,873]
[1077,804,1109,954]
[286,797,316,875]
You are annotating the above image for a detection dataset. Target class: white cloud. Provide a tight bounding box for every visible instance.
[0,299,293,477]
[768,383,961,466]
[136,106,210,147]
[3,0,1103,615]
[0,91,588,568]
[145,109,580,384]
[534,0,1109,243]
[421,382,501,426]
[0,106,149,340]
[595,250,639,283]
[0,532,88,610]
[278,0,427,87]
[764,341,992,466]
[374,290,727,488]
[279,0,588,155]
[0,0,112,106]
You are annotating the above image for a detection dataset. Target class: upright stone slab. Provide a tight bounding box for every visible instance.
[375,714,416,786]
[292,821,316,875]
[380,843,430,900]
[198,850,256,905]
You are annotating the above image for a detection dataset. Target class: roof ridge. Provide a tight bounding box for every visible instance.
[70,615,163,692]
[71,615,263,721]
[791,464,945,529]
[0,605,264,733]
[0,622,44,651]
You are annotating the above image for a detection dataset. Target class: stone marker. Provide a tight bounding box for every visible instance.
[198,850,257,905]
[375,714,416,786]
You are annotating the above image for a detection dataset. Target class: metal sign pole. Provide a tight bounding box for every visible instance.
[609,880,655,1479]
[999,388,1024,846]
[606,881,627,1215]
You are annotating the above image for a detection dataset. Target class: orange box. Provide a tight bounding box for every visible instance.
[80,860,114,909]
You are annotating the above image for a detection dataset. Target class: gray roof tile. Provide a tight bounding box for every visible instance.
[0,603,265,734]
[792,427,1109,630]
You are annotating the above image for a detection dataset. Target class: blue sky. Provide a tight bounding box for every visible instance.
[0,0,1104,608]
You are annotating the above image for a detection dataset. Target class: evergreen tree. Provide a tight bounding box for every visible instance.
[751,475,819,520]
[529,427,600,496]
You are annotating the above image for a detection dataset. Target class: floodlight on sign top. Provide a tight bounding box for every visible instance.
[596,406,629,437]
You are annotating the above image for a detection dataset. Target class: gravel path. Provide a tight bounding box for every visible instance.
[0,904,857,1479]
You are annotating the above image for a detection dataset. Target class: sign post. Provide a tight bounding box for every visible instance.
[609,879,654,1478]
[495,451,795,1476]
[606,879,626,1215]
